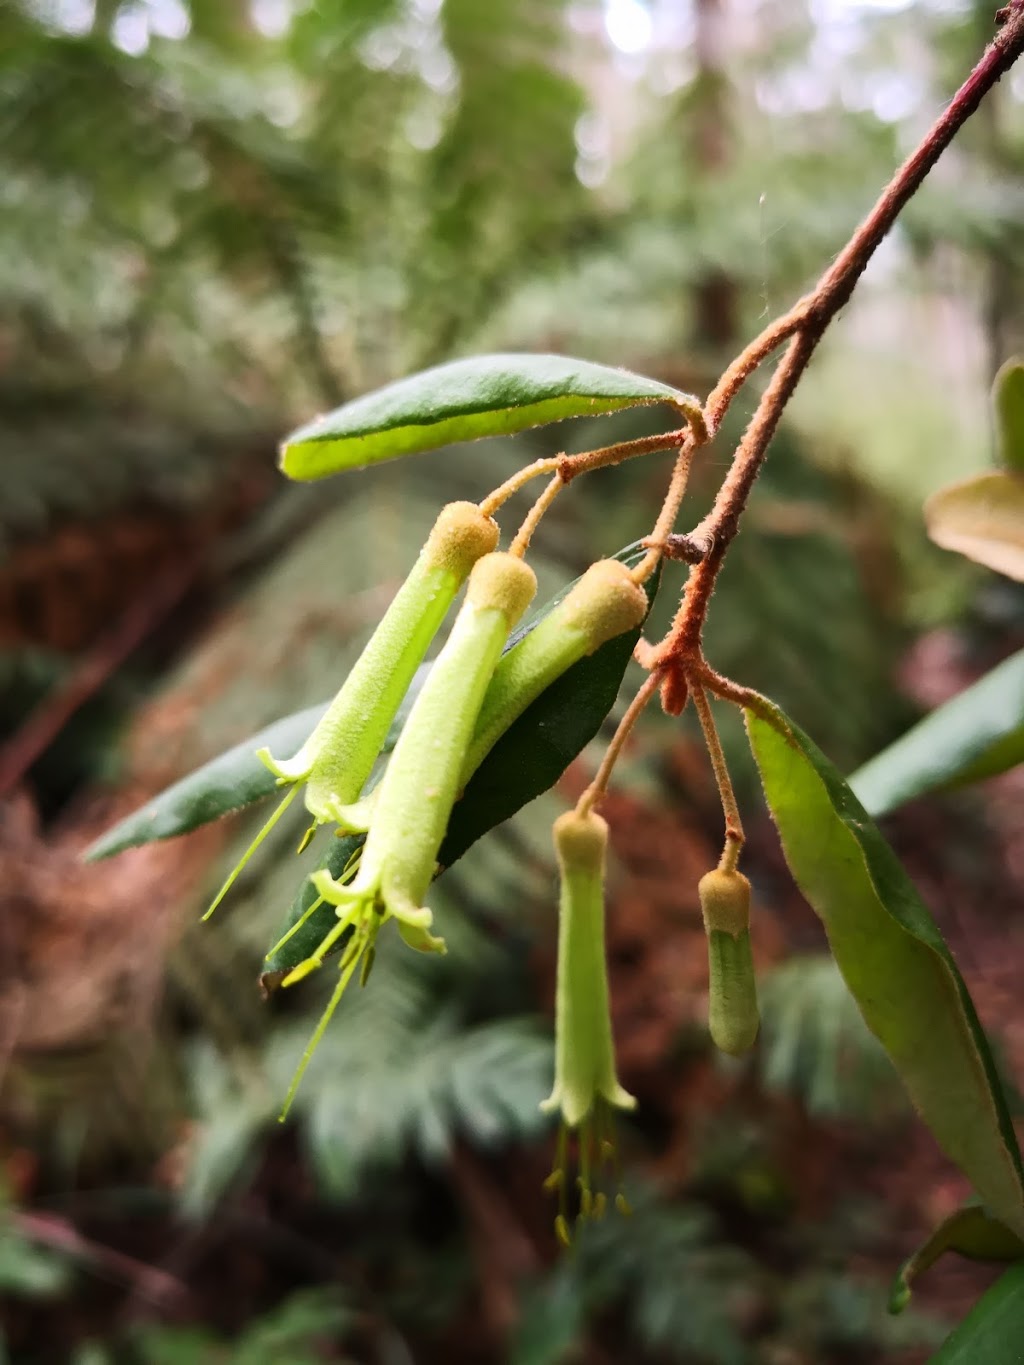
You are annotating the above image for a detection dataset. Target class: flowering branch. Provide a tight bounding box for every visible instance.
[647,2,1024,685]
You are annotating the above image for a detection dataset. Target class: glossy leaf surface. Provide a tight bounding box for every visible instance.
[747,701,1024,1239]
[261,831,364,990]
[850,648,1024,817]
[924,471,1024,582]
[280,353,701,480]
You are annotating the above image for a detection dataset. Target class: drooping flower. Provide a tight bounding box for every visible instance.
[203,501,498,920]
[699,868,759,1056]
[459,557,648,785]
[278,551,538,1111]
[542,808,635,1241]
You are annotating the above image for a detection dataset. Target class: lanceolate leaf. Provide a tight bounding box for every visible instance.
[746,701,1024,1239]
[994,357,1024,475]
[86,703,329,860]
[930,1263,1024,1363]
[86,665,432,861]
[889,1205,1024,1315]
[262,548,660,983]
[279,353,702,480]
[850,648,1024,817]
[924,471,1024,582]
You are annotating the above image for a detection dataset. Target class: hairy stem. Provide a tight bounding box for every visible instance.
[658,3,1024,660]
[480,457,561,515]
[690,680,744,872]
[510,473,564,557]
[576,672,660,818]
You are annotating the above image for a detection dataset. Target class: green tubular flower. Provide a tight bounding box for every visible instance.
[278,551,537,1114]
[459,558,648,785]
[203,501,497,920]
[261,500,498,823]
[699,869,760,1056]
[542,808,635,1238]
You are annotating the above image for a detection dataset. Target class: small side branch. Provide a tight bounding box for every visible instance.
[660,4,1024,657]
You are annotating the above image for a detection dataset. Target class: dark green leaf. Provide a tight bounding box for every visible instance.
[889,1205,1024,1314]
[995,358,1024,475]
[85,703,329,861]
[279,353,701,480]
[746,701,1024,1239]
[86,667,432,862]
[850,648,1024,817]
[262,547,660,982]
[930,1263,1024,1363]
[436,550,659,868]
[261,832,364,989]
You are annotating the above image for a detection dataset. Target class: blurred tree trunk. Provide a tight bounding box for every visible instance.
[691,0,738,353]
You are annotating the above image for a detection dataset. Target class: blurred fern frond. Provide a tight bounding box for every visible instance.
[758,954,906,1121]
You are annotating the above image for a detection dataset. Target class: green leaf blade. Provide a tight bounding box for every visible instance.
[280,353,701,480]
[930,1263,1024,1363]
[746,702,1024,1239]
[85,703,329,861]
[261,832,364,988]
[850,648,1024,817]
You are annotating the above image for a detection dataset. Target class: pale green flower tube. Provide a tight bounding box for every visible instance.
[261,500,499,825]
[543,809,636,1128]
[203,502,496,921]
[308,551,538,955]
[276,552,537,1116]
[699,869,760,1056]
[459,559,648,785]
[542,808,635,1239]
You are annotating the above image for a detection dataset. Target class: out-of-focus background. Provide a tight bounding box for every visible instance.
[1,0,1023,1360]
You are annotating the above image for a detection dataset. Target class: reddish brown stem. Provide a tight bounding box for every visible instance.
[659,3,1024,663]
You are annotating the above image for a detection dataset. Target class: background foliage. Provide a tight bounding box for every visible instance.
[1,0,1022,1361]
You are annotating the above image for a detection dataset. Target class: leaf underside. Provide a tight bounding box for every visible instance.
[746,702,1024,1240]
[924,471,1024,582]
[279,352,701,480]
[889,1204,1024,1315]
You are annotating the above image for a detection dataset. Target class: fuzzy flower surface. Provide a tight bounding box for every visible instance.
[278,552,537,1110]
[542,808,635,1239]
[203,502,497,921]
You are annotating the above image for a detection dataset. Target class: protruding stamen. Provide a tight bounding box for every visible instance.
[203,785,300,922]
